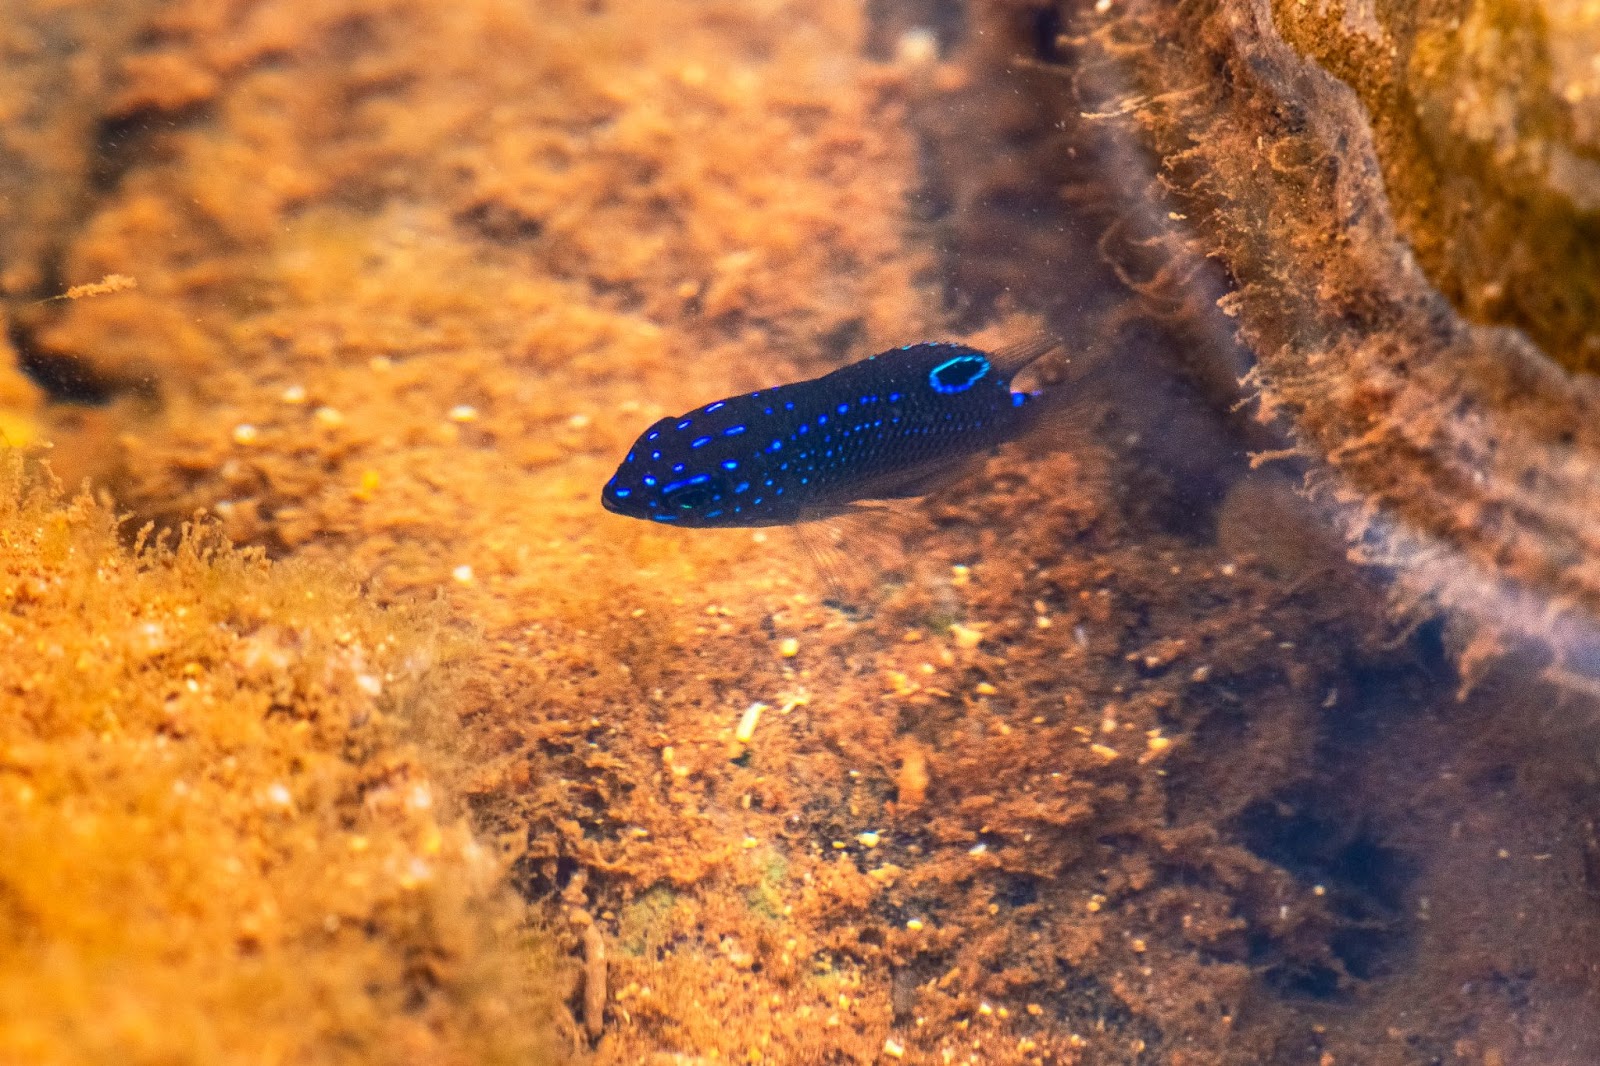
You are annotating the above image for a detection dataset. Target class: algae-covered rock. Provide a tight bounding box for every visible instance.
[0,452,564,1065]
[1275,0,1600,374]
[0,1,159,296]
[976,0,1600,694]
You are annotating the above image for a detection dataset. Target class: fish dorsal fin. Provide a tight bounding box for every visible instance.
[989,335,1063,379]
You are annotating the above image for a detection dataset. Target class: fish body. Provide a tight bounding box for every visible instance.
[601,341,1052,528]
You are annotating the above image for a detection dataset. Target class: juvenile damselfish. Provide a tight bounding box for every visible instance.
[601,339,1057,527]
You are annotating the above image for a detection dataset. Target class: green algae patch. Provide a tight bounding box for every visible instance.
[0,452,564,1066]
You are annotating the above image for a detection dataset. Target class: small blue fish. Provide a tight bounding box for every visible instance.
[601,339,1056,528]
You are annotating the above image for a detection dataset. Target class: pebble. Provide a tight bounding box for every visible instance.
[581,920,608,1039]
[948,623,984,649]
[734,702,766,744]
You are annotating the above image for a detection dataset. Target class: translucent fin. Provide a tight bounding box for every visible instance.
[787,521,854,607]
[988,334,1063,379]
[789,502,923,613]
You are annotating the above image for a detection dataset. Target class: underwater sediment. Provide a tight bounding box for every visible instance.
[5,0,1600,1063]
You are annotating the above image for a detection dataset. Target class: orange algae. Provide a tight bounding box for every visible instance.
[0,316,45,449]
[0,452,564,1065]
[4,0,1575,1063]
[45,273,139,302]
[0,0,1415,1059]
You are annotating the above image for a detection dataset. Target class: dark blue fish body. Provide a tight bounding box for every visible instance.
[601,341,1053,528]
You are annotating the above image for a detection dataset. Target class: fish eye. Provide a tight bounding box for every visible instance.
[671,486,715,510]
[660,474,724,511]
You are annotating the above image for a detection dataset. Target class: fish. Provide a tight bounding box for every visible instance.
[601,339,1058,528]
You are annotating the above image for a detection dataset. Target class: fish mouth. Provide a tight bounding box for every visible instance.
[600,478,631,515]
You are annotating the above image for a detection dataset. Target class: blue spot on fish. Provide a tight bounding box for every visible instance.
[661,474,710,494]
[928,354,990,394]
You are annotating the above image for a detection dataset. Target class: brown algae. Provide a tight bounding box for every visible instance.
[4,0,1600,1062]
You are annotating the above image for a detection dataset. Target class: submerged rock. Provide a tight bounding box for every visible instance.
[992,0,1600,695]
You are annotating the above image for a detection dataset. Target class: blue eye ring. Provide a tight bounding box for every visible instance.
[929,354,990,394]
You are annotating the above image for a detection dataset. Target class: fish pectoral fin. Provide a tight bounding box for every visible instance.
[787,515,899,610]
[787,504,923,610]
